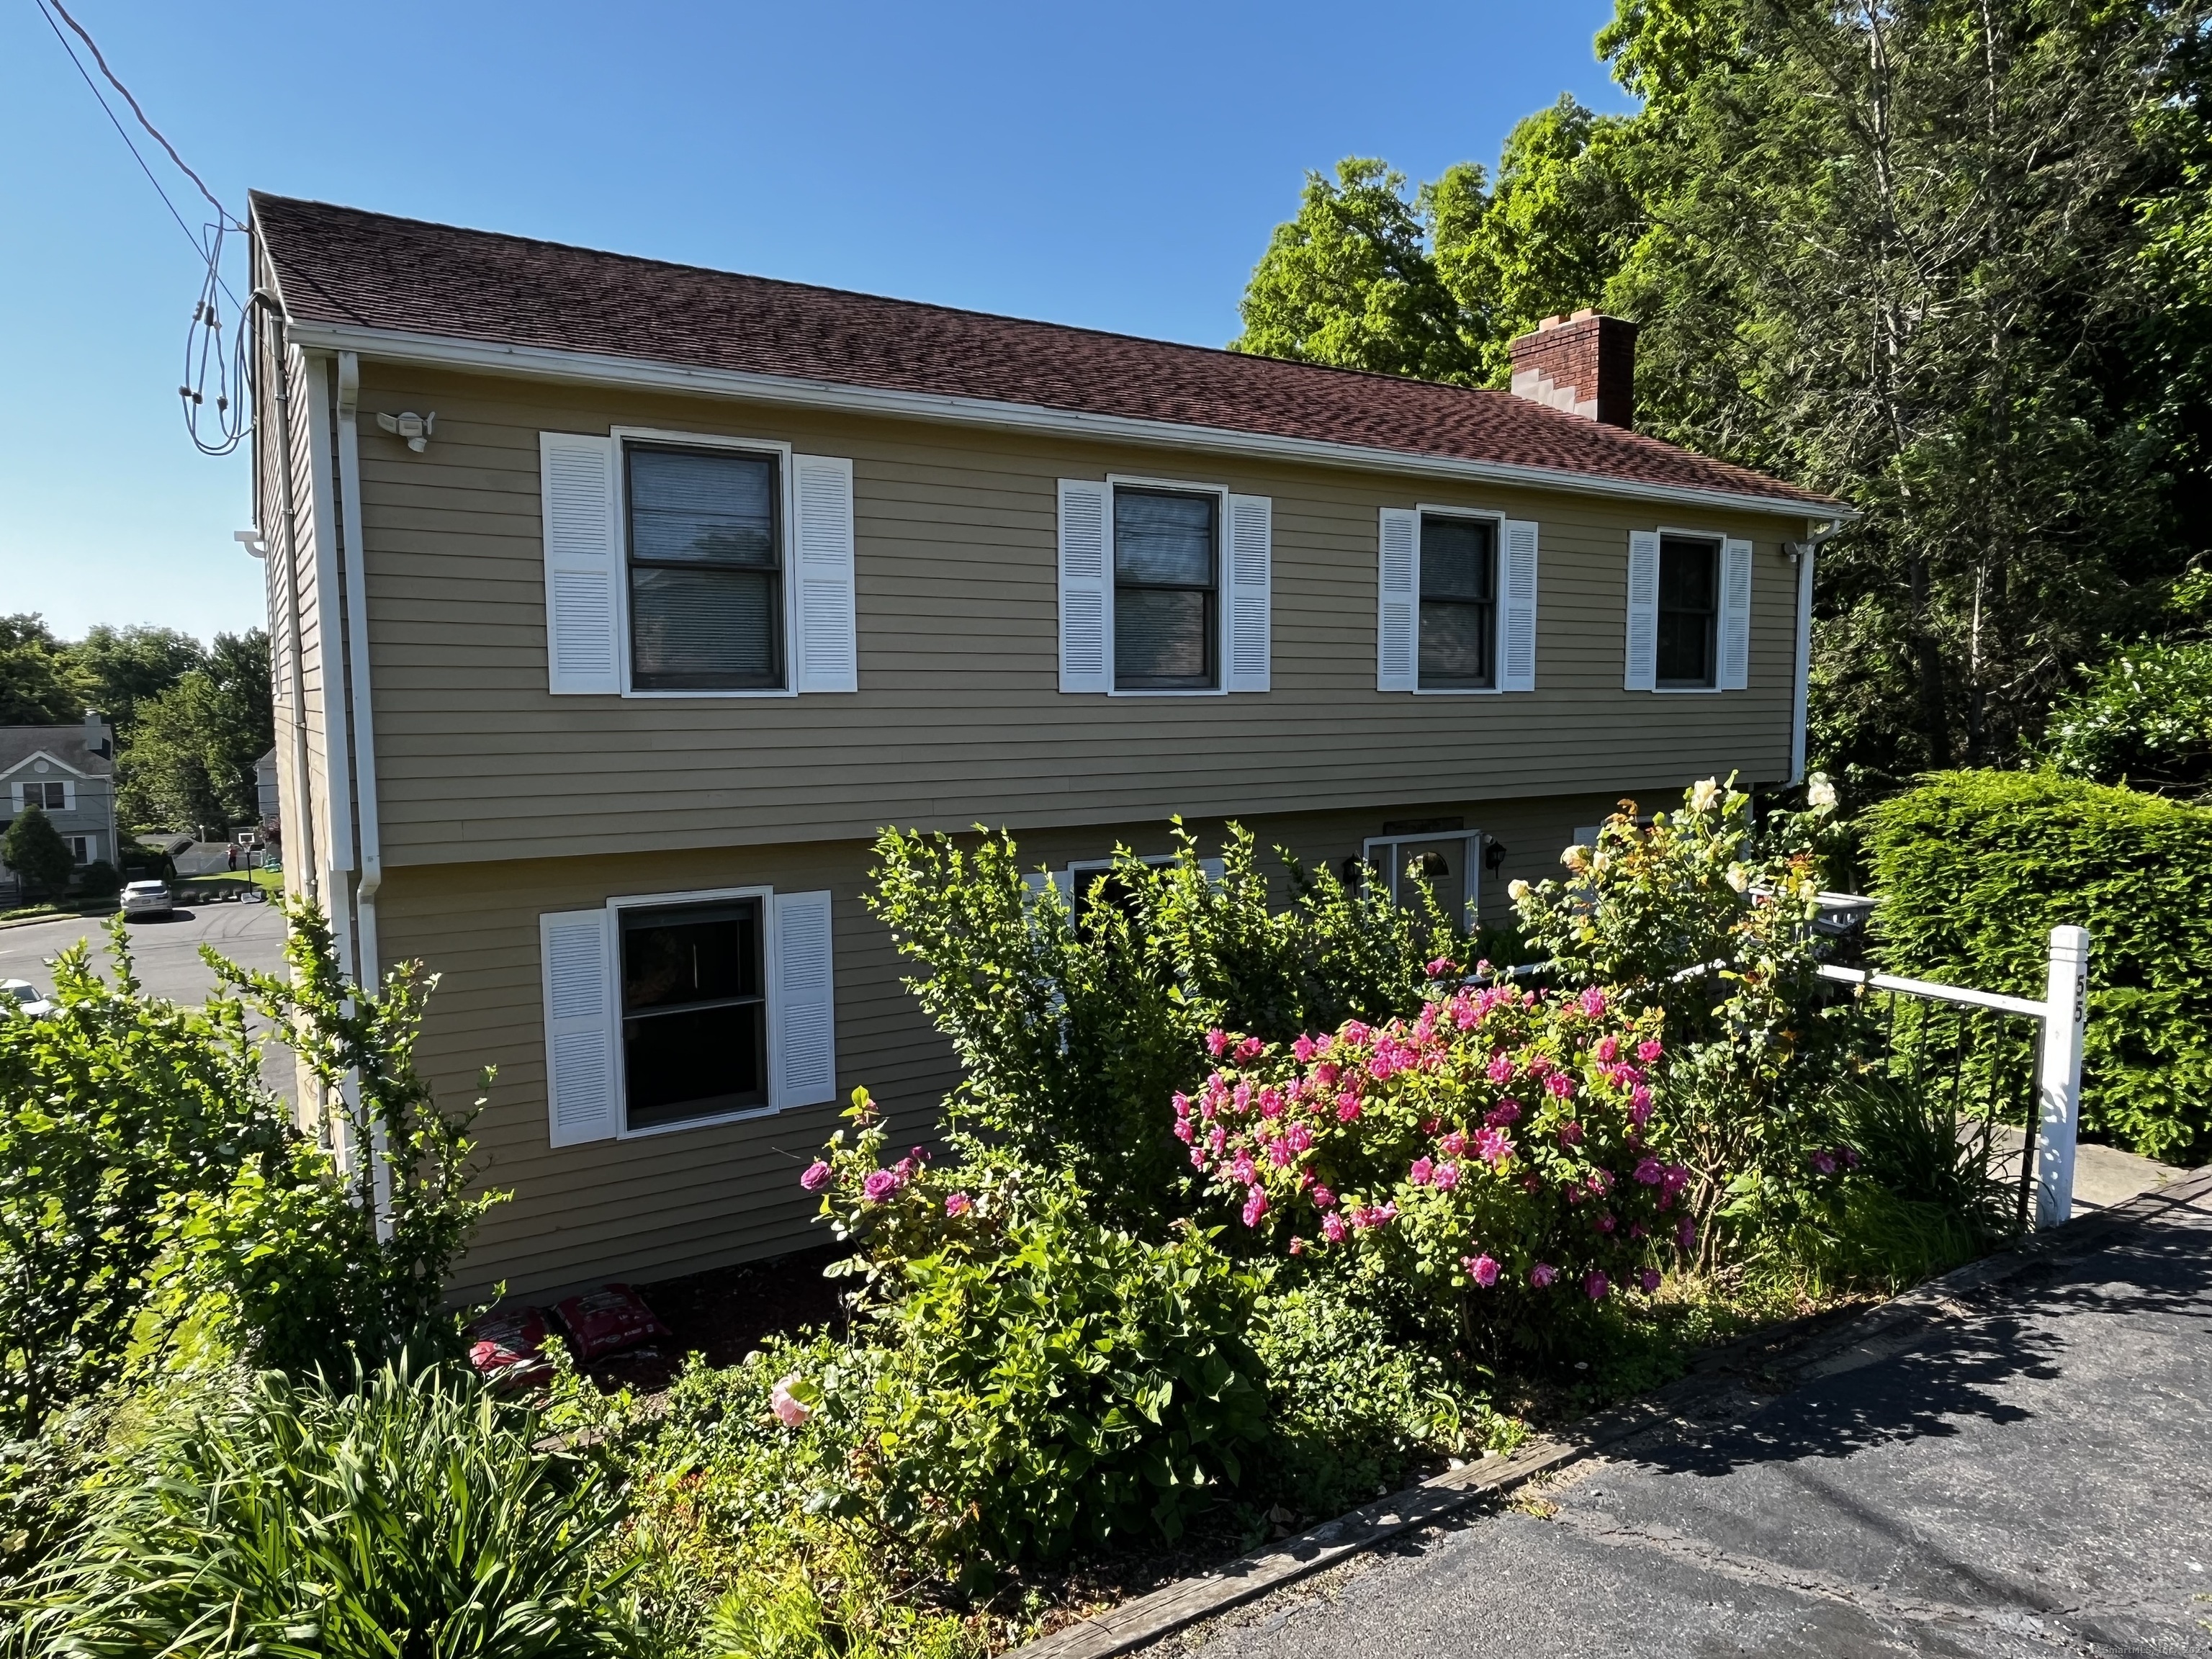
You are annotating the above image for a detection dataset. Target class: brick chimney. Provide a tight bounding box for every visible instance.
[1507,309,1637,428]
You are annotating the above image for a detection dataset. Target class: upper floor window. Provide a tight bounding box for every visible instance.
[624,444,783,691]
[17,781,66,811]
[1114,488,1218,689]
[1419,515,1497,690]
[1656,534,1719,688]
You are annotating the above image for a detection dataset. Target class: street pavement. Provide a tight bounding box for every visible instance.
[0,899,286,1007]
[1164,1186,2212,1659]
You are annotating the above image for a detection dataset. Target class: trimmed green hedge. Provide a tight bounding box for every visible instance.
[1864,770,2212,1165]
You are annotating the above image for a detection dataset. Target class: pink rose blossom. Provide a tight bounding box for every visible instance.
[1594,1035,1620,1063]
[1475,1128,1515,1168]
[1596,1210,1617,1233]
[1267,1138,1293,1167]
[1639,1268,1663,1293]
[1545,1071,1576,1099]
[1579,987,1609,1019]
[1231,1153,1256,1186]
[1431,1162,1461,1191]
[1205,1028,1229,1057]
[1236,1036,1265,1061]
[1288,1236,1305,1256]
[1285,1123,1314,1154]
[1173,1119,1195,1144]
[1336,1094,1363,1123]
[1190,1146,1208,1169]
[770,1375,811,1427]
[1438,1130,1468,1158]
[944,1192,973,1217]
[1292,1035,1316,1063]
[1585,1271,1610,1300]
[1810,1150,1838,1175]
[1588,1168,1614,1195]
[1342,1020,1371,1045]
[1487,1100,1522,1128]
[1637,1038,1664,1063]
[799,1160,832,1193]
[1557,1120,1584,1147]
[1635,1157,1664,1186]
[1426,956,1457,978]
[1408,1157,1434,1186]
[1241,1186,1269,1227]
[1529,1262,1557,1288]
[1321,1212,1349,1243]
[1311,1185,1336,1208]
[1467,1253,1501,1287]
[1486,1051,1516,1085]
[1677,1217,1698,1252]
[861,1169,900,1203]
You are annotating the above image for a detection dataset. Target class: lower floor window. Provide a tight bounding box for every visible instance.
[619,897,767,1130]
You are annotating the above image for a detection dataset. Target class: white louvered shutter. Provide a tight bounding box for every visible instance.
[60,781,78,812]
[1624,530,1660,691]
[1224,493,1272,692]
[539,433,622,695]
[1719,537,1753,691]
[793,454,858,693]
[1499,518,1539,693]
[771,890,837,1110]
[1058,480,1112,693]
[540,908,617,1146]
[1377,508,1419,691]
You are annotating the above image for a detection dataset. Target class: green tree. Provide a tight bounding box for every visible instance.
[1231,158,1488,382]
[3,806,74,900]
[68,624,206,738]
[0,616,86,727]
[115,629,273,831]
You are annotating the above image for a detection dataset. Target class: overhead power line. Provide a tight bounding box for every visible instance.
[30,0,250,457]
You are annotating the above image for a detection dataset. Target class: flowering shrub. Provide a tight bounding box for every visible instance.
[1509,776,1843,1249]
[1183,982,1689,1315]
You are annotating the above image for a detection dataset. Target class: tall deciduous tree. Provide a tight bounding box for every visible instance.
[117,630,273,831]
[0,616,87,727]
[4,806,74,899]
[70,625,207,739]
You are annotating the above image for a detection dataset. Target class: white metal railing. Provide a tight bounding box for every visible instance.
[1819,925,2090,1230]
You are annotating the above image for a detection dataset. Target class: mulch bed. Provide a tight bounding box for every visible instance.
[576,1243,848,1393]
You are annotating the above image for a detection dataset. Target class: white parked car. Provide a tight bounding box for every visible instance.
[121,880,175,920]
[1,979,55,1020]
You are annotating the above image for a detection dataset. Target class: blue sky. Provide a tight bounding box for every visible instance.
[0,1,1632,644]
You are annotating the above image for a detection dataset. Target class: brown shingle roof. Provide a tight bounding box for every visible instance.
[251,193,1838,511]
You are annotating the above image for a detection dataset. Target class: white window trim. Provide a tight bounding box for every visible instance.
[605,882,785,1138]
[1408,504,1510,696]
[1649,524,1729,696]
[1102,472,1232,698]
[610,426,799,701]
[1362,832,1484,932]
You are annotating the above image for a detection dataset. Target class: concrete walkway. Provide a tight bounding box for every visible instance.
[1162,1179,2212,1659]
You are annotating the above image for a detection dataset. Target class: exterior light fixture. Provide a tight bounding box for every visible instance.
[377,410,436,452]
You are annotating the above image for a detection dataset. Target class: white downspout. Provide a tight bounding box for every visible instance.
[335,352,392,1233]
[1787,518,1845,786]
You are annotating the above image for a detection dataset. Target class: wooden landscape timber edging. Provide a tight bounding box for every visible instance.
[1015,1161,2212,1659]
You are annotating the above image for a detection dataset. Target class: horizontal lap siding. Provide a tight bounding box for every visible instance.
[404,794,1620,1300]
[353,367,1805,866]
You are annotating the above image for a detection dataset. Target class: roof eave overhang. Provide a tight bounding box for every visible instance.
[280,318,1856,522]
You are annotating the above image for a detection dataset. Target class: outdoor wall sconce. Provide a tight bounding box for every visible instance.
[1483,838,1509,876]
[377,410,436,452]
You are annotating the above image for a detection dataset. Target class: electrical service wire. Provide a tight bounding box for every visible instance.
[31,0,252,457]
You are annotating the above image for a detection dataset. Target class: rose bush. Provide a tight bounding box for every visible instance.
[1180,980,1691,1322]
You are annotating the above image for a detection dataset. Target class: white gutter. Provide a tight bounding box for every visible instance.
[300,357,359,979]
[1787,518,1848,784]
[282,319,1858,524]
[334,350,394,1236]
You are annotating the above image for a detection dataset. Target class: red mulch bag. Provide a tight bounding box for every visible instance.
[553,1284,671,1360]
[465,1305,552,1388]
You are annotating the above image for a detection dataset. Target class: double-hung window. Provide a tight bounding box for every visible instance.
[539,886,839,1146]
[16,781,66,811]
[1419,514,1498,690]
[1656,535,1719,689]
[1114,489,1218,689]
[625,445,783,691]
[618,898,768,1130]
[1376,508,1539,693]
[1056,478,1272,694]
[538,431,856,698]
[1624,529,1751,693]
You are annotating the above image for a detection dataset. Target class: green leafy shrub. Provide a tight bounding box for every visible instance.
[0,921,285,1437]
[796,1100,1272,1570]
[0,809,71,903]
[2042,640,2212,796]
[1864,770,2212,1162]
[5,1362,642,1659]
[868,822,1452,1226]
[73,862,119,903]
[145,899,503,1377]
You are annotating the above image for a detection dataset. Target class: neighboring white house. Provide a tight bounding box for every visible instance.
[0,711,119,899]
[255,746,279,822]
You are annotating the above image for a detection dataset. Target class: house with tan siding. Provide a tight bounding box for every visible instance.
[244,194,1849,1301]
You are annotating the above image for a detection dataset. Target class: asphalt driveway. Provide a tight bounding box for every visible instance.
[1164,1182,2212,1659]
[0,900,286,1007]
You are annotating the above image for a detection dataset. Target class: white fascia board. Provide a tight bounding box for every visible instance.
[281,320,1858,523]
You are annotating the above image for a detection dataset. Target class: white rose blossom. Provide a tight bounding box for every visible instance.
[1507,878,1532,903]
[1806,773,1838,811]
[1690,778,1724,814]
